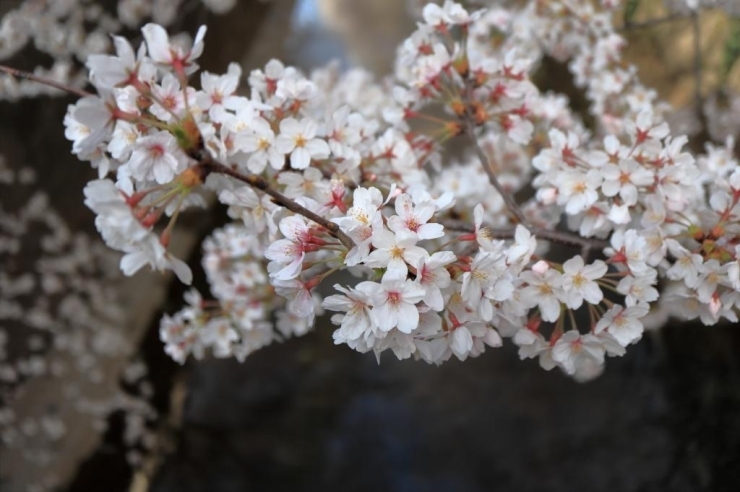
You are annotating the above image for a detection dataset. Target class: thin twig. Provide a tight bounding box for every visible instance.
[619,13,684,32]
[202,160,354,250]
[0,64,92,98]
[462,112,530,227]
[458,77,611,252]
[441,221,609,251]
[533,227,608,250]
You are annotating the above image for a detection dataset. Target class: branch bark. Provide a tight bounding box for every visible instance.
[463,105,530,227]
[441,220,609,251]
[460,78,612,255]
[201,159,355,250]
[0,64,93,98]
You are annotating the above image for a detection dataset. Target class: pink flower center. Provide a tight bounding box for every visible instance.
[405,217,420,232]
[149,144,165,159]
[162,95,177,110]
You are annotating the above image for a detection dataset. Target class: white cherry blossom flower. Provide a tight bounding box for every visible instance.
[561,257,607,309]
[694,259,724,303]
[365,278,425,334]
[83,179,149,248]
[414,251,456,311]
[66,92,118,157]
[423,1,478,28]
[600,158,653,206]
[200,318,239,358]
[325,106,363,157]
[513,328,555,370]
[275,117,330,170]
[196,63,241,119]
[272,278,315,321]
[108,121,140,163]
[464,204,502,252]
[625,109,670,145]
[278,168,329,202]
[218,186,278,235]
[557,169,603,215]
[533,129,582,173]
[120,234,193,284]
[551,331,605,375]
[323,284,375,342]
[364,228,427,280]
[461,249,509,320]
[449,325,474,360]
[149,73,195,122]
[617,271,659,307]
[594,303,650,347]
[86,35,152,90]
[142,23,207,75]
[506,225,537,266]
[235,117,284,173]
[520,262,565,322]
[126,131,189,184]
[665,239,702,286]
[387,193,444,240]
[605,229,649,275]
[723,245,740,291]
[334,187,386,266]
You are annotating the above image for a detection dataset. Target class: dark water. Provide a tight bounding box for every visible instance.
[147,320,740,492]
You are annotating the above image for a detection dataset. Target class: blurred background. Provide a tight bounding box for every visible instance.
[1,1,740,491]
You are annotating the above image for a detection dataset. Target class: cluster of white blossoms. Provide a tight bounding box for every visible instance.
[0,0,238,101]
[58,0,740,381]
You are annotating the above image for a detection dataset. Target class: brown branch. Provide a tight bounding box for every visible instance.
[0,64,92,98]
[462,114,530,227]
[441,221,609,252]
[201,159,355,250]
[619,12,685,32]
[456,71,613,257]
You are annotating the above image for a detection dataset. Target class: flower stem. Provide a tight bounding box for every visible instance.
[462,77,530,227]
[440,221,609,251]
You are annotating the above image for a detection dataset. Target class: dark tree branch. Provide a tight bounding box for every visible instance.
[620,12,684,31]
[201,159,354,250]
[462,113,530,227]
[441,221,609,252]
[0,64,92,98]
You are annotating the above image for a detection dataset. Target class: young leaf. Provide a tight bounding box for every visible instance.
[623,0,640,26]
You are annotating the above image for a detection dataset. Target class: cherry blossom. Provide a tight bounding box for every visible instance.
[387,193,444,240]
[141,23,206,75]
[561,257,607,310]
[323,284,375,342]
[126,131,189,184]
[235,117,284,172]
[364,228,428,280]
[594,303,650,347]
[365,278,426,334]
[414,251,456,311]
[520,262,565,322]
[551,331,605,376]
[274,117,330,170]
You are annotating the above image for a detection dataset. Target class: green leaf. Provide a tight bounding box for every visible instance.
[623,0,640,26]
[722,20,740,80]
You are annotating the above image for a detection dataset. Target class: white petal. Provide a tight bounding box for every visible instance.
[291,147,311,169]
